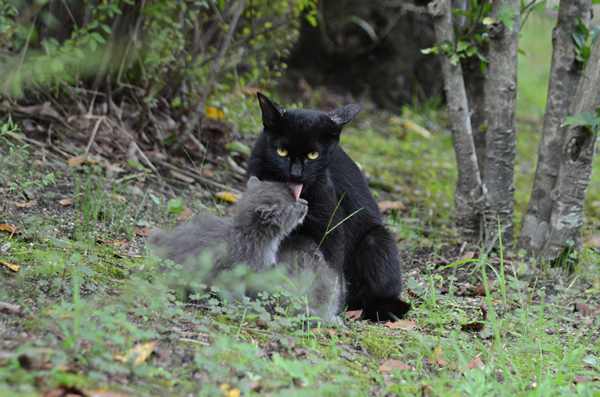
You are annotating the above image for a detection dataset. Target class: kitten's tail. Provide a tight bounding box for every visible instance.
[362,297,411,322]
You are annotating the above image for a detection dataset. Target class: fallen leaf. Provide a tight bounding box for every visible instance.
[178,208,194,221]
[574,375,588,384]
[0,259,20,272]
[133,227,151,237]
[379,358,414,372]
[204,106,225,120]
[574,303,598,318]
[384,319,417,330]
[59,199,72,206]
[67,156,85,167]
[202,169,214,178]
[311,328,337,336]
[378,200,407,213]
[0,301,21,314]
[111,194,126,202]
[0,224,17,234]
[170,170,195,183]
[220,384,241,397]
[473,280,496,296]
[389,116,432,139]
[455,284,468,296]
[408,290,422,300]
[13,200,37,208]
[114,340,158,366]
[462,301,488,332]
[345,309,363,321]
[460,252,475,260]
[97,238,129,247]
[67,156,101,168]
[482,16,494,25]
[216,191,241,203]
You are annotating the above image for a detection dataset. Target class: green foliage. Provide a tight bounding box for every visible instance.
[498,5,519,30]
[562,107,600,136]
[0,121,56,201]
[572,15,600,67]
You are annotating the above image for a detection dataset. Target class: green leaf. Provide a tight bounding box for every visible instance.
[531,0,546,12]
[562,116,586,126]
[591,25,600,44]
[498,5,518,29]
[101,24,112,34]
[456,40,470,52]
[572,27,586,49]
[441,40,453,55]
[421,46,439,55]
[225,141,251,155]
[450,53,461,66]
[91,32,106,43]
[343,15,377,41]
[167,198,184,213]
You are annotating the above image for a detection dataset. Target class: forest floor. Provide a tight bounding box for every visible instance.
[1,82,600,396]
[1,13,600,397]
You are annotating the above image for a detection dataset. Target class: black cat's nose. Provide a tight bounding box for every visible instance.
[290,163,302,180]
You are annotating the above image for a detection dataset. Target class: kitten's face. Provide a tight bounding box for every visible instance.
[235,178,308,237]
[257,93,362,199]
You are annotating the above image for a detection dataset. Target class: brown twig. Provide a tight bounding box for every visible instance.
[155,160,242,194]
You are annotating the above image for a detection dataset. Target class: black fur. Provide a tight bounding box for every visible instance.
[249,93,410,321]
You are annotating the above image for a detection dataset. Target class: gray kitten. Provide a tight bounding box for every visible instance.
[147,177,345,324]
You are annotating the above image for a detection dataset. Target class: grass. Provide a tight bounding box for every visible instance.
[1,12,600,397]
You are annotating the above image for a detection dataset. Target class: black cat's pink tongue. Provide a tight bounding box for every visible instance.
[287,182,303,201]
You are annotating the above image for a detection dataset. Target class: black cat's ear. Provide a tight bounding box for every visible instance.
[255,203,279,224]
[327,104,363,127]
[247,176,261,190]
[257,92,286,129]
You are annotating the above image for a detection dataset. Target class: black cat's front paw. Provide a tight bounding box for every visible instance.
[361,297,411,322]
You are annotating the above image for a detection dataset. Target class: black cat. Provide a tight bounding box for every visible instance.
[248,93,410,321]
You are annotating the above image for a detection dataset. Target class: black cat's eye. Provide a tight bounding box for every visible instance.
[276,147,288,157]
[307,151,319,160]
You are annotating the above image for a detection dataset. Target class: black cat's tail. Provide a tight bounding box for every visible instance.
[362,297,411,322]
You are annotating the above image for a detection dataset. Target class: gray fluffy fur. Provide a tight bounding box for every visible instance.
[147,177,345,324]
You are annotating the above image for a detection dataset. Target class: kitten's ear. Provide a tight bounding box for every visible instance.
[327,104,363,127]
[247,176,261,190]
[255,203,279,224]
[257,92,286,129]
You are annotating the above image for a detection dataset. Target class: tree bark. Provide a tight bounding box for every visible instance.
[429,0,482,243]
[518,0,591,256]
[541,38,600,261]
[462,53,488,176]
[481,0,520,249]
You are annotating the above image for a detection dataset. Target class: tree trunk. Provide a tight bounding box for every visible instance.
[541,38,600,261]
[462,53,488,176]
[429,0,482,243]
[481,0,520,249]
[518,0,591,256]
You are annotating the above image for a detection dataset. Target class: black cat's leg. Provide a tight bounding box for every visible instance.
[345,225,410,321]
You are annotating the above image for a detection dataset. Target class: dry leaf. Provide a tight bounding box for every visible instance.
[379,358,414,372]
[42,385,85,397]
[97,238,129,247]
[0,301,21,314]
[204,106,225,120]
[0,259,20,272]
[461,302,488,333]
[378,200,406,213]
[473,280,496,296]
[111,194,126,202]
[178,208,194,221]
[0,224,17,234]
[114,340,158,366]
[460,252,475,260]
[216,191,241,203]
[456,284,468,296]
[59,199,72,206]
[345,309,363,321]
[311,328,337,336]
[574,303,598,318]
[573,375,588,384]
[133,227,151,237]
[67,156,85,167]
[384,319,417,330]
[170,170,195,183]
[13,200,37,208]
